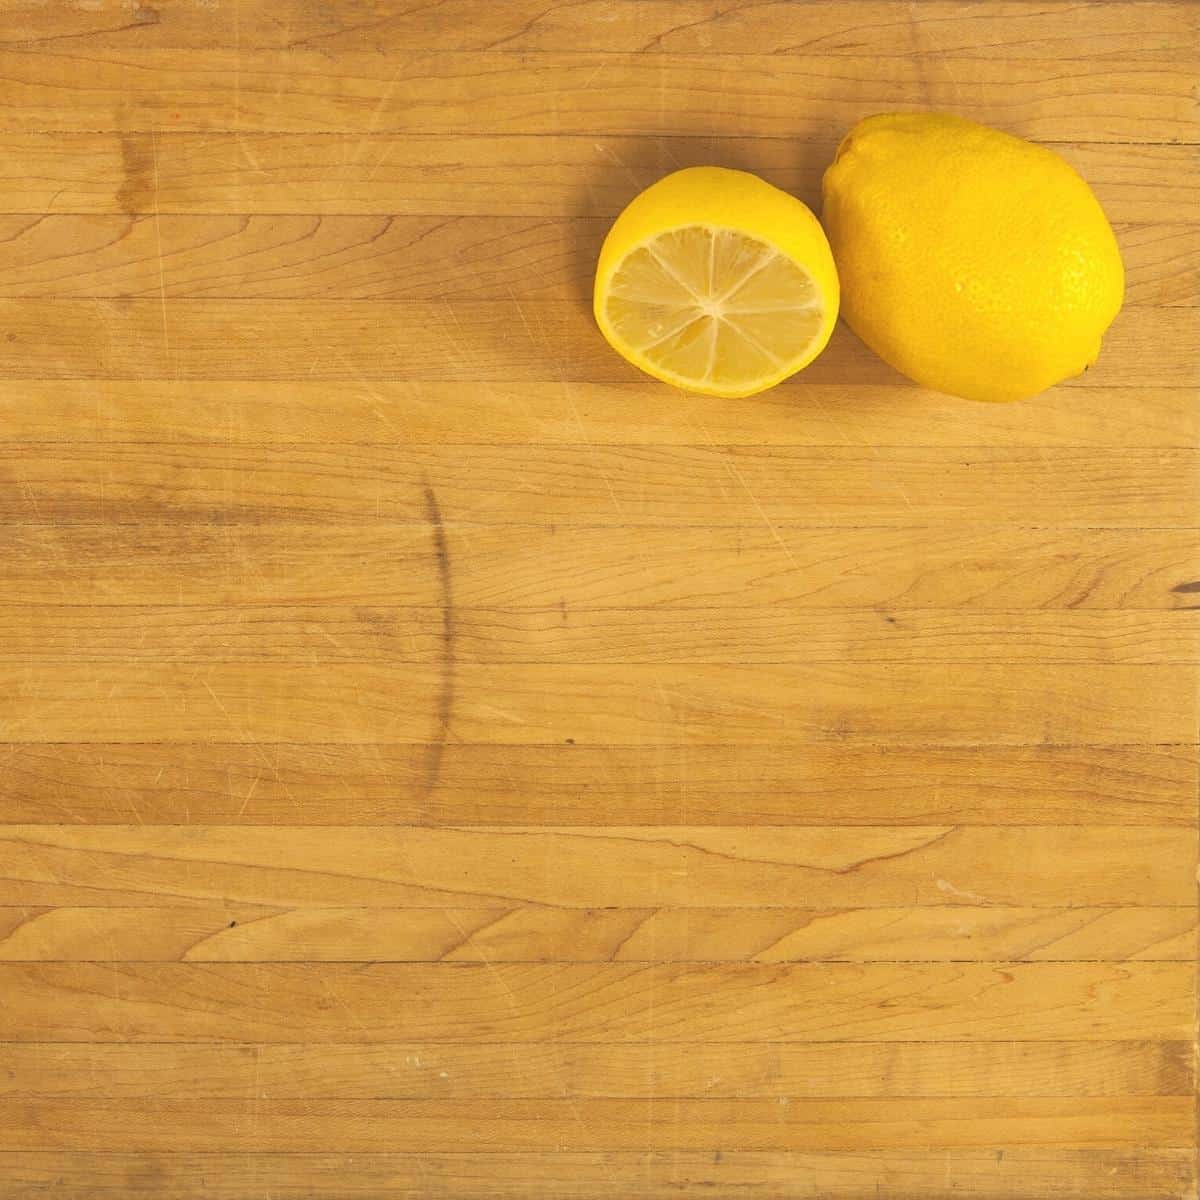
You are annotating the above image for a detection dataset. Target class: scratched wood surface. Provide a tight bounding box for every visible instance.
[0,1,1196,1197]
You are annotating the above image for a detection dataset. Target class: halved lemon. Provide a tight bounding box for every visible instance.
[593,166,839,398]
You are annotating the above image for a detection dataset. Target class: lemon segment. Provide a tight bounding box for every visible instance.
[593,168,839,398]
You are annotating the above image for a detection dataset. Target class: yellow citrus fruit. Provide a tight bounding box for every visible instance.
[593,166,839,398]
[822,113,1124,403]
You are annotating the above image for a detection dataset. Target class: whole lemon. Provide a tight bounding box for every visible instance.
[821,113,1124,403]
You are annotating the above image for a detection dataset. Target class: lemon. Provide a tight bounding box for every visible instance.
[593,166,839,398]
[822,113,1124,403]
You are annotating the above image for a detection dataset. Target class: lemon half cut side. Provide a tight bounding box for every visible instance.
[593,168,840,398]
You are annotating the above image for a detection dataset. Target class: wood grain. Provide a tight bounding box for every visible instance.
[0,134,1192,220]
[0,605,1193,664]
[0,905,1193,962]
[1,1096,1192,1151]
[3,49,1194,142]
[3,1040,1190,1098]
[0,440,1195,525]
[0,380,1195,447]
[0,1150,1191,1200]
[1,662,1194,743]
[1,0,1191,60]
[2,824,1194,908]
[3,743,1191,826]
[3,524,1194,609]
[0,1,1195,1194]
[3,961,1192,1041]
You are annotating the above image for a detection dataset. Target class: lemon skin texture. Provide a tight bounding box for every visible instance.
[822,113,1124,403]
[593,166,839,398]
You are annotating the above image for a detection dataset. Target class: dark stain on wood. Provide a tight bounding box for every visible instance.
[116,134,152,214]
[422,481,456,799]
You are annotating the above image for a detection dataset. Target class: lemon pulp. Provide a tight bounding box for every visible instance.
[602,225,826,395]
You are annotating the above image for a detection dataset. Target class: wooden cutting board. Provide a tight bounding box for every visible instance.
[0,1,1196,1196]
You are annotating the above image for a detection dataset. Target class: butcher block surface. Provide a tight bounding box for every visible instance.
[0,2,1197,1197]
